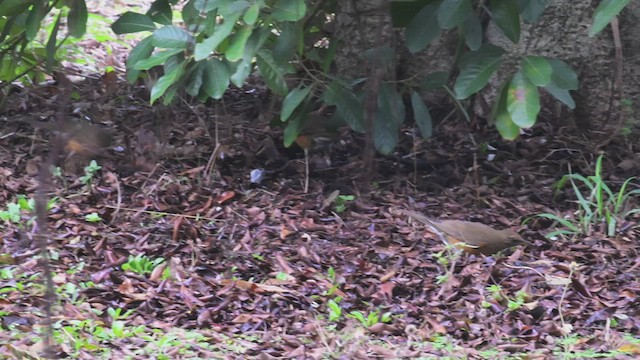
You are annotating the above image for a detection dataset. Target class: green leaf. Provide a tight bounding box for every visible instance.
[194,12,241,61]
[185,62,204,96]
[243,2,262,25]
[147,0,173,25]
[543,83,575,109]
[273,22,298,67]
[126,36,154,83]
[411,91,432,139]
[283,110,307,147]
[281,85,313,121]
[590,0,632,37]
[203,58,230,99]
[420,71,449,91]
[0,0,33,17]
[150,60,186,104]
[46,13,62,71]
[493,80,520,140]
[272,0,306,21]
[323,81,364,133]
[489,0,520,42]
[256,49,289,96]
[507,71,539,128]
[225,25,253,62]
[193,0,226,12]
[112,12,156,34]
[454,44,504,99]
[229,58,251,87]
[68,0,88,38]
[514,0,547,23]
[152,25,193,49]
[374,83,404,155]
[25,2,47,41]
[133,49,182,70]
[405,2,441,53]
[438,0,473,30]
[461,12,482,50]
[521,56,551,86]
[548,58,578,90]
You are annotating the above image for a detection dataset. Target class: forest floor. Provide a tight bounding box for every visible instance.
[0,71,639,359]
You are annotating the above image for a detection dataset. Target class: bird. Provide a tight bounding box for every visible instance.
[401,209,529,255]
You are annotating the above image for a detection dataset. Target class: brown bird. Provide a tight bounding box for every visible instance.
[402,209,529,255]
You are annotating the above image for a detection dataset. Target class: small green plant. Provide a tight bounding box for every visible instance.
[484,285,528,312]
[107,307,135,321]
[348,309,392,327]
[327,298,343,322]
[333,195,355,213]
[538,154,640,237]
[85,212,102,222]
[121,254,165,275]
[79,160,102,185]
[0,195,57,226]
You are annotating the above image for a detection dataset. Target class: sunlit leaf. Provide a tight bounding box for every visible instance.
[507,71,539,128]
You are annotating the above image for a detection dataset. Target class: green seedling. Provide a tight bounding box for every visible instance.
[122,254,165,275]
[333,195,355,213]
[80,160,102,185]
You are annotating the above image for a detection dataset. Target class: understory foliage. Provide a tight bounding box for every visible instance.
[0,0,632,153]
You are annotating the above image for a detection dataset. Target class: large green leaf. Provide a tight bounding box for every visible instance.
[194,12,241,61]
[152,25,193,49]
[507,71,539,128]
[185,62,205,96]
[493,79,520,140]
[67,0,87,38]
[522,56,551,86]
[46,13,61,71]
[283,110,307,147]
[272,0,306,22]
[281,85,313,121]
[411,91,432,139]
[489,0,520,43]
[147,0,173,25]
[454,44,504,99]
[548,58,578,90]
[150,60,186,104]
[193,0,228,12]
[514,0,547,23]
[243,1,262,25]
[374,83,405,155]
[323,81,364,133]
[225,25,253,62]
[461,12,482,50]
[126,36,154,83]
[256,49,289,96]
[25,2,46,41]
[112,12,156,34]
[437,0,473,30]
[405,2,441,53]
[0,0,33,17]
[544,83,575,109]
[590,0,632,37]
[203,58,230,99]
[230,58,251,87]
[133,49,183,70]
[273,22,298,67]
